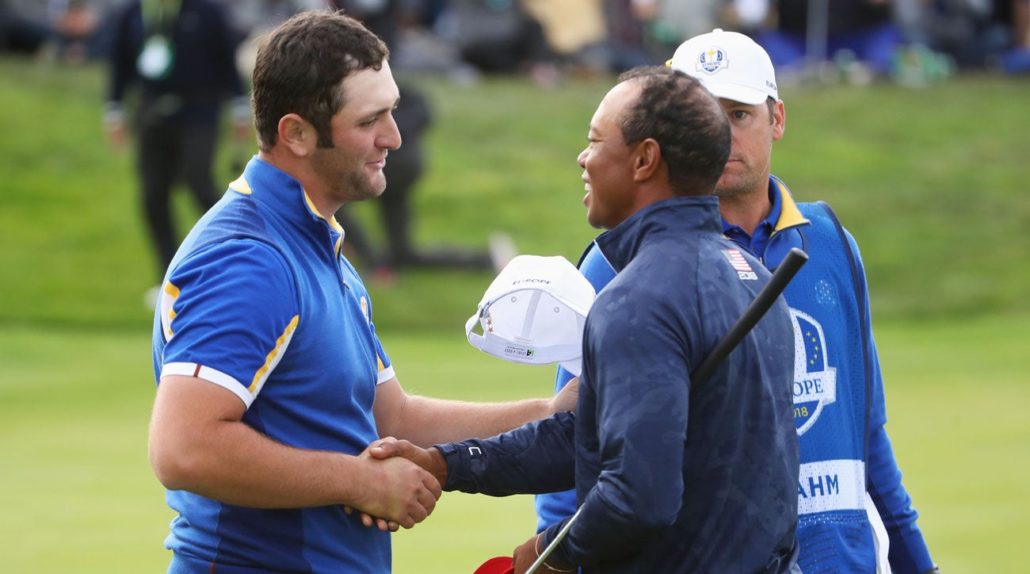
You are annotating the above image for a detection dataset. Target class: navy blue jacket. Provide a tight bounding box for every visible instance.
[439,196,799,573]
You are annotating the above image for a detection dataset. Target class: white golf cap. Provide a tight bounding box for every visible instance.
[669,28,778,105]
[465,255,595,376]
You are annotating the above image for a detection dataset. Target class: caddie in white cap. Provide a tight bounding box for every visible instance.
[667,28,939,574]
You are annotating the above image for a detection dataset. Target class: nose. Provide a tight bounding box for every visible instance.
[379,111,402,151]
[577,147,588,168]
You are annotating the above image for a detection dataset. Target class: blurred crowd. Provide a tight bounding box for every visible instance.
[3,0,1029,83]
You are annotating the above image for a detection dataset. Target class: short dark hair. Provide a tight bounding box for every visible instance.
[252,10,389,151]
[616,66,730,196]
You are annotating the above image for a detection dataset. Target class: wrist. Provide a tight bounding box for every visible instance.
[534,532,575,572]
[426,447,448,486]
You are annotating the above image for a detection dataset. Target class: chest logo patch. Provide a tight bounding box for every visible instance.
[722,248,758,281]
[790,308,837,435]
[360,296,369,323]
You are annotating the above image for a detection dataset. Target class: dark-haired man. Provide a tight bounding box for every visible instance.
[148,10,576,573]
[371,66,799,573]
[539,28,938,574]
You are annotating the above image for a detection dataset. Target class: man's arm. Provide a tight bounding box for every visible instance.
[372,375,577,447]
[843,229,935,574]
[149,375,440,528]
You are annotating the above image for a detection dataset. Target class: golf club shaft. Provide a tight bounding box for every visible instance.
[691,247,808,383]
[526,248,807,574]
[526,507,582,574]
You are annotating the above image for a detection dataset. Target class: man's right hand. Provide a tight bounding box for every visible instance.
[350,453,441,530]
[348,438,449,530]
[367,437,448,485]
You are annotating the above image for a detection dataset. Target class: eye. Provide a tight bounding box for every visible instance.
[730,110,749,120]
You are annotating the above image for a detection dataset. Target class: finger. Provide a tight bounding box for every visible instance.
[409,503,429,525]
[343,506,353,515]
[369,437,400,459]
[398,514,416,530]
[387,520,399,532]
[375,517,390,532]
[419,484,438,514]
[423,472,443,499]
[361,513,373,528]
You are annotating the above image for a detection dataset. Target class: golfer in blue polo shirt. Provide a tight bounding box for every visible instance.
[148,11,575,573]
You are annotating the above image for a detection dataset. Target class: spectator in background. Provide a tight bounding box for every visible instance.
[104,0,250,302]
[0,0,50,54]
[436,0,559,82]
[1003,0,1030,72]
[756,0,903,78]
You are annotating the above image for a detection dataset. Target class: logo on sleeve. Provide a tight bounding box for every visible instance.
[722,249,758,281]
[790,308,837,435]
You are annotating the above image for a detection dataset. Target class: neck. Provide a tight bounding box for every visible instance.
[718,185,772,236]
[257,149,341,221]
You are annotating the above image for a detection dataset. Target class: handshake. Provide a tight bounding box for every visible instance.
[347,437,448,532]
[349,438,573,574]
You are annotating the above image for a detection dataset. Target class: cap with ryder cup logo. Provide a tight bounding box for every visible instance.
[668,28,778,105]
[465,255,595,376]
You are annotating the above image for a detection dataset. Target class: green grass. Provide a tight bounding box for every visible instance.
[1,56,1028,572]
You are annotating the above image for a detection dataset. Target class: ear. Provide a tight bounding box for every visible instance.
[631,138,662,183]
[277,113,317,157]
[772,100,786,142]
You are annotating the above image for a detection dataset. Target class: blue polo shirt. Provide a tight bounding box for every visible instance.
[152,157,395,573]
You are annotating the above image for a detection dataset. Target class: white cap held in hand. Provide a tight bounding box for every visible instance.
[465,255,595,376]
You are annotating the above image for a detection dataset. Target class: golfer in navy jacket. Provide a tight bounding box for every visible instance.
[372,67,799,573]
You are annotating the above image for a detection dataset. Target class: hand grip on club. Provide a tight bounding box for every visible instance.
[524,248,807,574]
[525,507,582,574]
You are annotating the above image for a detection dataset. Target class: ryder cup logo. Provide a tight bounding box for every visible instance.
[697,47,728,74]
[790,309,837,435]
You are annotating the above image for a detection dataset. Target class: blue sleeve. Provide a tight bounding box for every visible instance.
[156,239,299,407]
[536,240,618,532]
[845,231,935,574]
[546,284,691,567]
[439,413,576,496]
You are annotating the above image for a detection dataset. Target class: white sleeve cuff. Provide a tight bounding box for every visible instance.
[376,365,396,385]
[161,362,254,408]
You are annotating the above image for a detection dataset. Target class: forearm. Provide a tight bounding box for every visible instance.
[439,413,577,496]
[150,415,360,508]
[867,424,934,574]
[375,378,562,447]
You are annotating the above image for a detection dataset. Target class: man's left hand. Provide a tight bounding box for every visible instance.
[512,533,572,574]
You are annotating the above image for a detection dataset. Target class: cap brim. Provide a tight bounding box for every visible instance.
[701,82,770,105]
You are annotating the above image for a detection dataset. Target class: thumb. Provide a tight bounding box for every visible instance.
[368,436,402,459]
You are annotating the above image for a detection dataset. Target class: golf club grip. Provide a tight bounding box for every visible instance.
[526,507,583,574]
[690,247,808,384]
[525,248,806,574]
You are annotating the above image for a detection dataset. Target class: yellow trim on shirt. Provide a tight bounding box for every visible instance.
[228,175,253,195]
[161,281,181,339]
[773,179,809,232]
[249,314,300,393]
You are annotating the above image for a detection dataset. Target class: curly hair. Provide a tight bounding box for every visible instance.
[252,10,389,151]
[616,66,730,196]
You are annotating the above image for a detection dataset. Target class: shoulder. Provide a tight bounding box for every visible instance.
[171,238,297,304]
[796,201,865,260]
